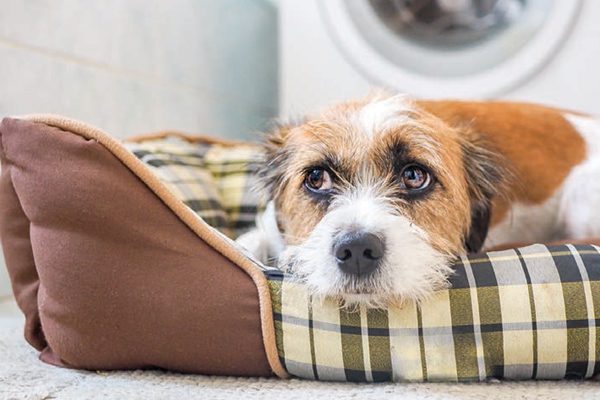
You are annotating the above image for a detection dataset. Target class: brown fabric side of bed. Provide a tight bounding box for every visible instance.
[0,117,273,376]
[0,136,45,351]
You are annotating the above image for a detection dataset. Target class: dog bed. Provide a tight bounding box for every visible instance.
[1,115,600,382]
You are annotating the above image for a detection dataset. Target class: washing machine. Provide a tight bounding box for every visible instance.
[280,0,600,117]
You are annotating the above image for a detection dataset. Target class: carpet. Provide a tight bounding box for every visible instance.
[1,298,599,400]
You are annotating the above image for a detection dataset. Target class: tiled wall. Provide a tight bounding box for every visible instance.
[0,0,278,139]
[0,0,278,297]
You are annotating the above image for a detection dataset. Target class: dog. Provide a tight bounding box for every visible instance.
[237,93,600,307]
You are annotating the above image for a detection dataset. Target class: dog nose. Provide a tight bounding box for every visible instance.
[333,232,384,276]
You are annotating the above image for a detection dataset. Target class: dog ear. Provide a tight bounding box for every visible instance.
[256,120,302,198]
[465,200,492,253]
[461,135,508,253]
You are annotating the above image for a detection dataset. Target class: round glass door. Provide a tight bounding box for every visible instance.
[320,0,581,95]
[370,0,526,49]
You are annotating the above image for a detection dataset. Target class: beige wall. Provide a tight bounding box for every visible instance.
[0,0,278,297]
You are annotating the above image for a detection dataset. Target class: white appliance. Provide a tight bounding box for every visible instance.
[280,0,600,117]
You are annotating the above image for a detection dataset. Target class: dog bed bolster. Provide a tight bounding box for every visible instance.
[0,116,284,377]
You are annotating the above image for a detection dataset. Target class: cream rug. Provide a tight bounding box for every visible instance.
[1,298,599,400]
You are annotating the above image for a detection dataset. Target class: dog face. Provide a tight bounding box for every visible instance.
[260,94,504,307]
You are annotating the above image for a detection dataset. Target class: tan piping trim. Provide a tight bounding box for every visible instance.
[16,114,289,379]
[125,131,258,147]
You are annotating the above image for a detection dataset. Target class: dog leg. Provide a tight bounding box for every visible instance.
[236,201,285,265]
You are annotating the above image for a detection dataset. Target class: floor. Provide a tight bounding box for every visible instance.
[1,297,600,400]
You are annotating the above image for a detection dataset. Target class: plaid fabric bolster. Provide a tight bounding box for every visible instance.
[267,244,600,382]
[125,136,264,238]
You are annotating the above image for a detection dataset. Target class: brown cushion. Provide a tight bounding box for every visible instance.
[0,116,284,377]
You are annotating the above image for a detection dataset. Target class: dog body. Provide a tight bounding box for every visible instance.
[237,95,600,307]
[420,100,600,249]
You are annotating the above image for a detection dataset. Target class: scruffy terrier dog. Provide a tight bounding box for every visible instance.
[237,93,600,307]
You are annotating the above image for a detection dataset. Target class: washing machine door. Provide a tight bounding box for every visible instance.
[320,0,581,97]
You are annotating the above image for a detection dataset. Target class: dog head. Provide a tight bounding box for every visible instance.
[259,93,505,307]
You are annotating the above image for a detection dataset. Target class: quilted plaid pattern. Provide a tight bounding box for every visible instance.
[266,244,600,382]
[125,136,264,238]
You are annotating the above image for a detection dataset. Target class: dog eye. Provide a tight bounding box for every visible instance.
[400,164,431,190]
[305,168,332,192]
